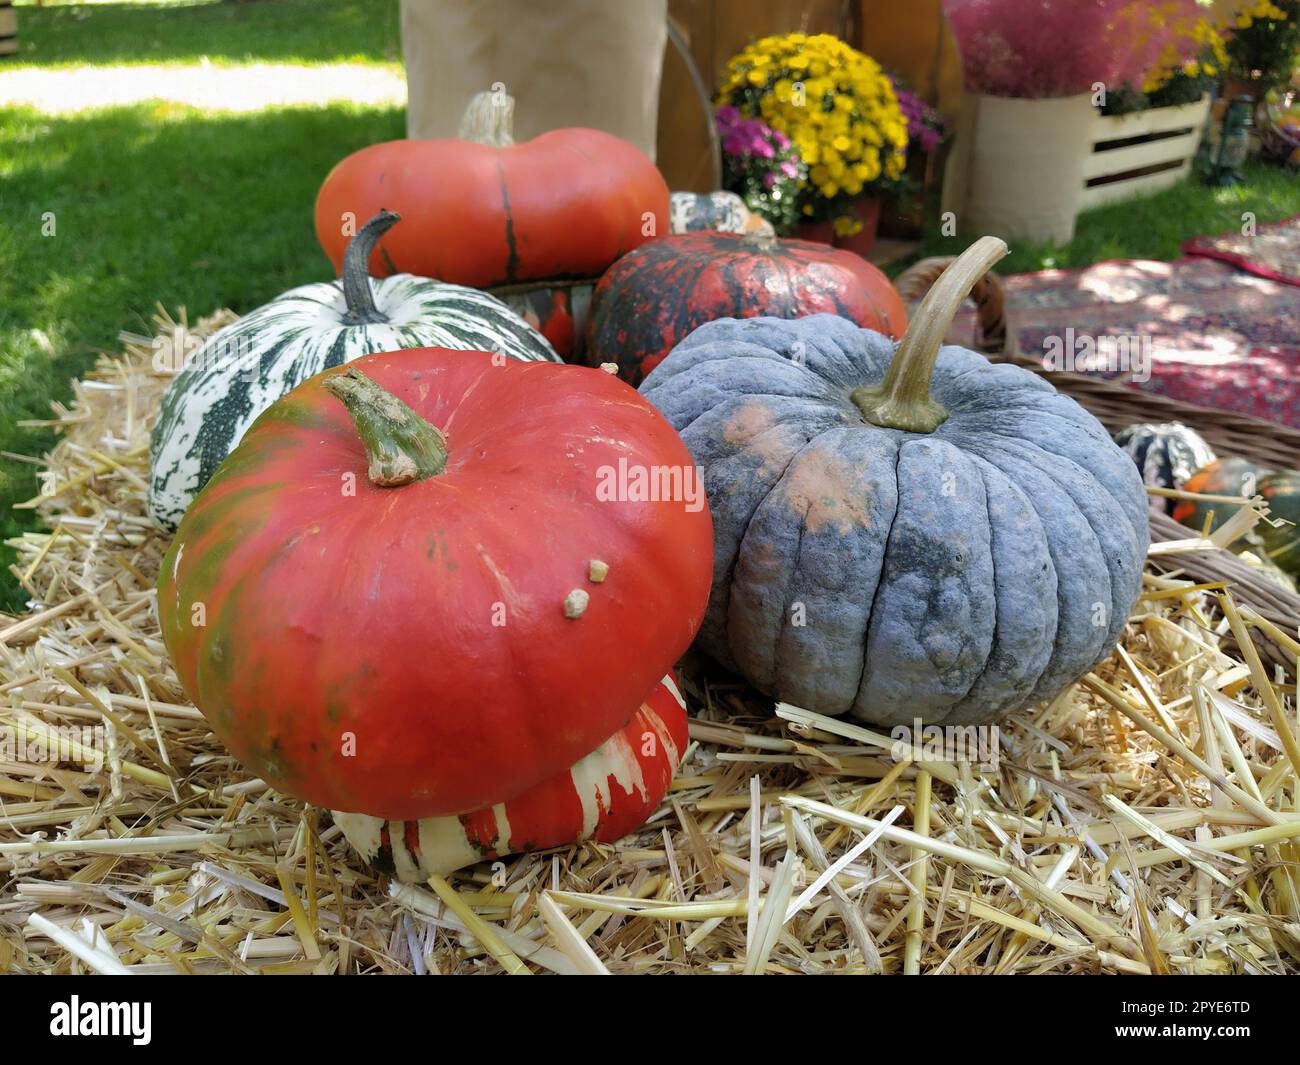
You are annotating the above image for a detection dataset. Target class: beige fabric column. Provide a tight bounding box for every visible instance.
[401,0,667,160]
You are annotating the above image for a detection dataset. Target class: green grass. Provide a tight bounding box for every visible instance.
[10,0,401,67]
[907,160,1300,275]
[0,0,403,612]
[3,2,1300,616]
[0,101,404,611]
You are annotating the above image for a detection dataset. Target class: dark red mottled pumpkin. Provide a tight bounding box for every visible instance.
[492,281,595,362]
[585,231,908,384]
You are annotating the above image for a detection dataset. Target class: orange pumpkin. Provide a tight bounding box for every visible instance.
[158,350,713,821]
[314,90,669,290]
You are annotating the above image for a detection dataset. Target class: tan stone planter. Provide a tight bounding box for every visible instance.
[0,2,17,57]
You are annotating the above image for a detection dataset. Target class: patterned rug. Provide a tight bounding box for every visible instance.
[1183,213,1300,287]
[950,253,1300,429]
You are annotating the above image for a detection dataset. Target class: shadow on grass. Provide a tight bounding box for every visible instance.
[11,0,401,68]
[0,99,404,611]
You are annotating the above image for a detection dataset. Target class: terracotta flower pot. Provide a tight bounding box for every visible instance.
[833,197,882,258]
[796,219,836,244]
[1222,75,1262,100]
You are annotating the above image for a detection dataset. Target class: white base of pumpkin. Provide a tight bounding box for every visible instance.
[333,674,687,881]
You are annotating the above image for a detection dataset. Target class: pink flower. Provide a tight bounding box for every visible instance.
[943,0,1195,98]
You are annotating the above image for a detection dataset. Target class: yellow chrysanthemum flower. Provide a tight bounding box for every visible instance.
[717,32,910,211]
[831,213,863,237]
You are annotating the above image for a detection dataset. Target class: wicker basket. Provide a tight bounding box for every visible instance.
[898,260,1300,676]
[988,348,1300,471]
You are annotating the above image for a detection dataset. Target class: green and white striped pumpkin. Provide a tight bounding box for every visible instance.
[148,212,558,529]
[1112,422,1217,515]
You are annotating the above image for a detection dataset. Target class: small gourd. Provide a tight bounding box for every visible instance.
[1113,422,1217,514]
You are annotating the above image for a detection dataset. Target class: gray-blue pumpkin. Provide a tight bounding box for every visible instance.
[640,237,1149,726]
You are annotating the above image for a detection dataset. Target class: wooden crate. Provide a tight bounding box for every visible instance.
[1079,96,1211,210]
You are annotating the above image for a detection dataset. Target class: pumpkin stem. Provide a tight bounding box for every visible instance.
[341,210,401,326]
[850,236,1009,433]
[458,88,515,147]
[322,368,448,486]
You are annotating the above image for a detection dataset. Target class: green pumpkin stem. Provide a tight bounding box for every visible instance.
[340,210,401,326]
[322,368,448,486]
[458,88,515,147]
[851,235,1009,433]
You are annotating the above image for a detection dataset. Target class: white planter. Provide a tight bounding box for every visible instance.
[944,93,1210,245]
[959,93,1094,245]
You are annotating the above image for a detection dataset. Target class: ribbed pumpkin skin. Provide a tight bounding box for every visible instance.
[333,674,688,880]
[315,131,668,288]
[641,314,1149,726]
[1113,422,1217,515]
[586,232,907,385]
[158,349,713,821]
[148,274,557,530]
